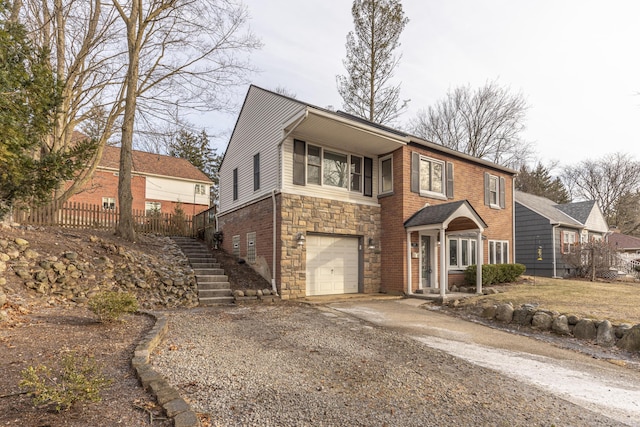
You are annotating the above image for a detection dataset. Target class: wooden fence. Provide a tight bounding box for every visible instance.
[12,201,195,236]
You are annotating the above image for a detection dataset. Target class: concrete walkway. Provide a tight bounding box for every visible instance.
[328,298,640,427]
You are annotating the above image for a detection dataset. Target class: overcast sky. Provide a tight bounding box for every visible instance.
[201,0,640,168]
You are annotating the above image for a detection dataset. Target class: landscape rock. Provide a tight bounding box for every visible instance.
[615,324,632,339]
[481,305,497,320]
[596,320,616,347]
[573,319,597,340]
[495,303,514,323]
[617,325,640,352]
[566,314,580,325]
[14,237,29,246]
[551,315,571,335]
[0,291,6,307]
[531,311,553,330]
[512,304,536,326]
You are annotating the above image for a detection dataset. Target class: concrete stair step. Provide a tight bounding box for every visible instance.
[191,262,220,269]
[194,268,224,275]
[188,257,218,264]
[198,288,232,298]
[198,282,231,290]
[198,296,234,306]
[196,274,228,283]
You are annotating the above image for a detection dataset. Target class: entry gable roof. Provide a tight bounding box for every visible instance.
[404,200,487,230]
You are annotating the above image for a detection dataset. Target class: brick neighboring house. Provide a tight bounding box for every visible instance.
[67,145,212,216]
[217,85,516,299]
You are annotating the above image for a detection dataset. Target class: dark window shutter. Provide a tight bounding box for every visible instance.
[411,152,420,193]
[446,162,454,199]
[499,177,506,209]
[484,172,490,205]
[364,157,373,197]
[293,139,305,185]
[253,153,260,191]
[233,168,238,201]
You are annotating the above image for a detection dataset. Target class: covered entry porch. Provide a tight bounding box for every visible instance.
[404,200,487,299]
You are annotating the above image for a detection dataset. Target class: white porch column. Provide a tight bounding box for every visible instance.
[406,230,412,295]
[439,227,447,299]
[476,231,483,294]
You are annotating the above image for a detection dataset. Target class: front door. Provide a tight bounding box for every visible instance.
[421,235,432,288]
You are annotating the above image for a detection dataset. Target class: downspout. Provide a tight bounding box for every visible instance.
[406,230,412,295]
[552,224,559,278]
[271,189,278,295]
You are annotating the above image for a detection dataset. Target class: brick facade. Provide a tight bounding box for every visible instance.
[380,145,514,294]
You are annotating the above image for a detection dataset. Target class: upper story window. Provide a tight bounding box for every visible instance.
[411,152,453,199]
[484,172,505,209]
[323,150,348,188]
[233,168,238,201]
[293,139,373,197]
[253,153,260,191]
[380,155,393,194]
[420,156,444,195]
[562,231,577,254]
[195,184,207,195]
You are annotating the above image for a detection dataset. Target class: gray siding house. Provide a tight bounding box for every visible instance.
[515,191,609,278]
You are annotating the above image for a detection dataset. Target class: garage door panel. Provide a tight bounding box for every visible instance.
[306,235,359,296]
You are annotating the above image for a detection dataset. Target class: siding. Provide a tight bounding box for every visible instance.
[146,176,209,205]
[219,87,305,213]
[281,138,380,205]
[515,202,555,277]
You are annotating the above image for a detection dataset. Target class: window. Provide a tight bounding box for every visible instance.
[420,157,444,194]
[484,173,505,208]
[350,156,362,192]
[562,231,577,254]
[307,145,321,185]
[323,150,348,188]
[489,240,509,264]
[448,237,477,269]
[145,201,161,215]
[246,232,256,263]
[380,156,393,194]
[292,139,373,196]
[102,197,115,210]
[194,184,207,195]
[253,153,260,191]
[233,168,238,201]
[411,152,454,198]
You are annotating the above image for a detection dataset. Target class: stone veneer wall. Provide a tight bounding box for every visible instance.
[279,194,381,300]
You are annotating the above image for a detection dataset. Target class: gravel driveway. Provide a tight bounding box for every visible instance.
[151,302,626,426]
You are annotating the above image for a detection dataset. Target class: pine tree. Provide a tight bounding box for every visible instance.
[336,0,409,125]
[516,163,570,204]
[0,6,94,218]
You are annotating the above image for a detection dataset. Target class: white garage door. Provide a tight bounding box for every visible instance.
[306,235,359,296]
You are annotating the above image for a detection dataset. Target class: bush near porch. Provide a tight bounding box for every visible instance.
[465,263,526,286]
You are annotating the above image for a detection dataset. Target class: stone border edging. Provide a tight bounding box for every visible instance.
[132,311,200,427]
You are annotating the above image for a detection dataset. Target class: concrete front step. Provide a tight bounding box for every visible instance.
[188,257,218,264]
[196,274,228,283]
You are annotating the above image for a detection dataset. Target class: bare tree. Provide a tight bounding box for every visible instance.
[111,0,260,240]
[336,0,409,125]
[409,81,531,168]
[562,153,640,230]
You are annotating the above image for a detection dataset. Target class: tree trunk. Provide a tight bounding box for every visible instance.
[115,0,141,241]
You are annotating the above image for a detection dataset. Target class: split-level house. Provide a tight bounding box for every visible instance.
[514,191,609,277]
[67,145,213,216]
[217,86,516,299]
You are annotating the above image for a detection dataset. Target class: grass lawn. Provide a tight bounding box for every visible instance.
[460,276,640,325]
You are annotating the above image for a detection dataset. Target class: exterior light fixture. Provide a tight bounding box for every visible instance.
[368,237,375,249]
[296,232,305,246]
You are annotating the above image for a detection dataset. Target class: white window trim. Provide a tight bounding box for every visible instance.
[305,144,365,193]
[419,155,446,199]
[379,155,393,194]
[562,231,578,254]
[489,175,500,209]
[102,197,116,210]
[447,236,477,270]
[488,240,509,264]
